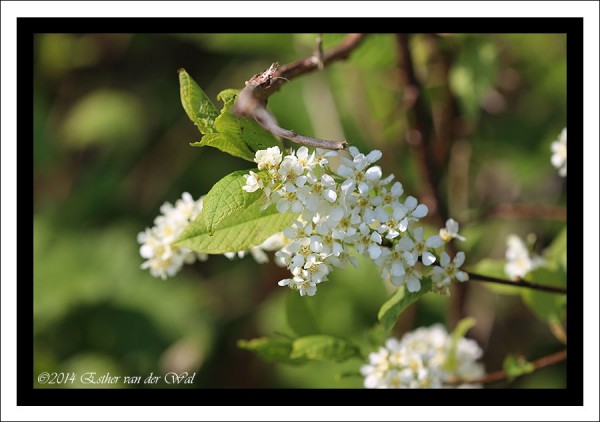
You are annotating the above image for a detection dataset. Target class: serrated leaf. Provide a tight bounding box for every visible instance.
[378,278,432,332]
[191,133,255,162]
[178,69,218,134]
[503,354,535,382]
[446,317,477,372]
[202,170,263,234]
[237,337,305,365]
[522,267,566,323]
[290,335,360,363]
[467,258,521,296]
[286,290,320,336]
[214,89,280,152]
[176,200,295,254]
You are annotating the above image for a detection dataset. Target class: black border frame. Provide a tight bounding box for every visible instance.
[21,17,583,406]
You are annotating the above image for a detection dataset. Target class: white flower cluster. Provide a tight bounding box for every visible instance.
[550,127,566,177]
[242,146,469,296]
[360,324,484,389]
[137,192,208,279]
[504,234,544,280]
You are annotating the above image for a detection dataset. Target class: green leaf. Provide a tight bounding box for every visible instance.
[213,89,280,152]
[522,267,566,323]
[290,335,360,363]
[544,227,567,271]
[467,258,521,296]
[178,69,218,134]
[286,291,320,336]
[378,278,432,332]
[237,337,305,365]
[184,87,278,162]
[176,200,295,254]
[446,317,476,372]
[503,354,535,382]
[202,169,263,235]
[190,133,255,162]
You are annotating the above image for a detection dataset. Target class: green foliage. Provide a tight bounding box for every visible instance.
[522,267,567,323]
[450,37,499,120]
[211,89,280,152]
[237,337,305,365]
[61,89,146,149]
[192,133,255,162]
[503,354,535,382]
[176,200,295,254]
[290,335,361,363]
[286,291,320,336]
[180,71,279,161]
[543,227,567,271]
[467,258,521,296]
[178,68,219,134]
[238,335,360,365]
[378,278,433,332]
[201,169,263,235]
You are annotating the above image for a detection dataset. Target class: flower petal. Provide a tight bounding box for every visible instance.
[422,251,436,266]
[425,235,444,248]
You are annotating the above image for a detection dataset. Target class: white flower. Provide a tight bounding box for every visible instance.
[278,276,317,296]
[138,192,207,279]
[371,181,404,207]
[373,206,408,239]
[295,146,317,170]
[550,128,567,177]
[375,244,417,286]
[430,252,469,288]
[335,149,383,195]
[398,226,443,266]
[242,170,264,193]
[439,218,466,242]
[402,196,429,224]
[255,146,282,170]
[392,265,423,293]
[300,173,338,211]
[353,223,383,259]
[278,155,305,185]
[276,183,305,213]
[361,325,484,389]
[504,234,544,280]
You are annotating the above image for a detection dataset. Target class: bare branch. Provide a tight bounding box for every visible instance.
[447,349,566,386]
[466,271,567,294]
[252,106,348,150]
[234,34,367,151]
[487,203,567,221]
[395,33,444,225]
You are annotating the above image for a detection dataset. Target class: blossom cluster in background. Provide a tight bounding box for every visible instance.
[137,192,208,279]
[243,146,468,296]
[504,234,544,280]
[550,127,567,177]
[360,324,484,388]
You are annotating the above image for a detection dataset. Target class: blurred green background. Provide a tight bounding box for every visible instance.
[34,33,566,388]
